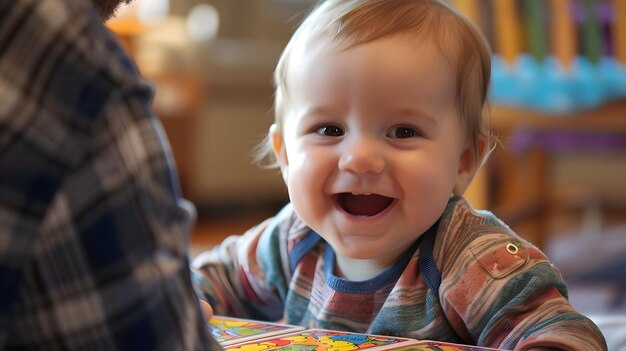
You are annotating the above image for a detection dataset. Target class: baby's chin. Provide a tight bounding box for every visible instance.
[332,238,400,261]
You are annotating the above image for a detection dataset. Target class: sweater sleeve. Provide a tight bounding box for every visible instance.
[191,207,293,322]
[440,232,607,351]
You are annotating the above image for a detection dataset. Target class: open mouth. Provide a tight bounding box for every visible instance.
[335,193,394,217]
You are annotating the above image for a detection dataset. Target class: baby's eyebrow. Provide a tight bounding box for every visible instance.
[392,106,438,126]
[301,106,337,116]
[296,105,439,127]
[297,106,342,121]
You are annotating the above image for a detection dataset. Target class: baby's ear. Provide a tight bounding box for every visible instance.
[269,124,289,182]
[453,138,486,196]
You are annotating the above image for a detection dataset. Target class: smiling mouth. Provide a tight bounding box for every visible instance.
[335,193,394,217]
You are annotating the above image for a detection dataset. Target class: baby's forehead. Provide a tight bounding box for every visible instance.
[274,2,476,119]
[285,32,454,84]
[284,38,457,113]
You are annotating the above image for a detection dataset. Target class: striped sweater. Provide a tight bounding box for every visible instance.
[193,196,606,350]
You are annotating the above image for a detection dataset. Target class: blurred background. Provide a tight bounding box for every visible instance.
[107,0,626,321]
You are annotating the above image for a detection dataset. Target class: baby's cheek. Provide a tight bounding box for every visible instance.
[405,170,451,200]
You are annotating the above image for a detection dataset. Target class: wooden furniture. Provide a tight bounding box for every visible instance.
[108,16,207,197]
[482,99,626,249]
[152,72,206,196]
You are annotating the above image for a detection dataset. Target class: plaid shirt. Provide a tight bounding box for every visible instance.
[0,0,219,349]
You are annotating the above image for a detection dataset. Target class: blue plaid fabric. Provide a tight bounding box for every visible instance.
[0,0,219,349]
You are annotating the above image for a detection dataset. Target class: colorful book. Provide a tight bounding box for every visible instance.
[550,0,577,69]
[377,341,503,351]
[614,0,626,63]
[580,0,602,64]
[491,0,523,66]
[209,316,504,350]
[524,0,547,62]
[208,315,303,346]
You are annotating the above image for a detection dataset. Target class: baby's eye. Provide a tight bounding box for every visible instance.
[387,127,419,139]
[316,125,344,137]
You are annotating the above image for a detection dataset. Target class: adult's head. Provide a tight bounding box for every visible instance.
[91,0,133,21]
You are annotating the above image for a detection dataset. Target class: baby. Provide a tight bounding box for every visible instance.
[193,1,606,350]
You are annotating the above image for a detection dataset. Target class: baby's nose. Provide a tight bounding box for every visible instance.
[338,138,385,174]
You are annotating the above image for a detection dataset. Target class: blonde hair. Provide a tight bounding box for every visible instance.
[256,0,492,167]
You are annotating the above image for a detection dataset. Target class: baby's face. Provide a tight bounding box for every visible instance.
[275,35,473,267]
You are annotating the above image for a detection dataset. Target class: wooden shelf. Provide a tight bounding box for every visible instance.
[478,99,626,248]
